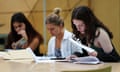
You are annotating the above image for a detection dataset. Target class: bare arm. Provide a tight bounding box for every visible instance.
[23,37,40,51]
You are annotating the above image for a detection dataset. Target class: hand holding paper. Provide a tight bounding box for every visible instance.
[68,38,97,56]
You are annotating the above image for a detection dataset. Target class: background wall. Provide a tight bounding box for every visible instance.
[91,0,120,53]
[0,0,119,54]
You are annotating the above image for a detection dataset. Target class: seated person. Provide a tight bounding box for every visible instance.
[5,12,44,56]
[71,6,120,62]
[46,8,97,59]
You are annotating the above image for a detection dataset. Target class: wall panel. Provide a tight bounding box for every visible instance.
[91,0,120,53]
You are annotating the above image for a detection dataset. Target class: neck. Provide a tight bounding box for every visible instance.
[56,29,64,40]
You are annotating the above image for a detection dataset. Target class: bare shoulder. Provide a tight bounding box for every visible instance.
[33,36,40,42]
[29,36,40,50]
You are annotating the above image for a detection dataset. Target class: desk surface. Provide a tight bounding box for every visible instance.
[0,59,119,72]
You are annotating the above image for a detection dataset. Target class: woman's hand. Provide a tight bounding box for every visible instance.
[11,42,17,49]
[88,51,98,57]
[65,55,78,60]
[18,30,28,40]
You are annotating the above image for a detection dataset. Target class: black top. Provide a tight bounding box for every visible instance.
[91,44,120,62]
[73,49,88,57]
[34,46,43,56]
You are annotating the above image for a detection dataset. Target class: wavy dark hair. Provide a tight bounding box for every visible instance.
[6,12,43,48]
[71,6,113,44]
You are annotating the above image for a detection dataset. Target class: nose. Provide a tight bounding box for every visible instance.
[75,23,80,27]
[16,27,21,32]
[75,25,81,31]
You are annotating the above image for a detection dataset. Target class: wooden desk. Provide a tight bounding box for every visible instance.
[0,59,119,72]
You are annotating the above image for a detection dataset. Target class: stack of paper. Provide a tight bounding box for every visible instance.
[72,56,101,64]
[0,48,33,60]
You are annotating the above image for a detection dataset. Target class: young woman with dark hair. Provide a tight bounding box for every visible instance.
[5,12,44,56]
[71,6,120,62]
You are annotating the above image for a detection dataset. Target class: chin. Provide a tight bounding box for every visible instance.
[51,34,55,36]
[81,32,85,35]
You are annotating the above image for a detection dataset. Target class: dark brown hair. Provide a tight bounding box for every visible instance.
[71,6,113,44]
[6,12,43,48]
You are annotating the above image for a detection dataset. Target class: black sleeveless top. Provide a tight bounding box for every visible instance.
[34,46,43,56]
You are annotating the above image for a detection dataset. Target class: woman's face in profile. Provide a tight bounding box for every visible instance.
[13,22,26,34]
[72,19,86,35]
